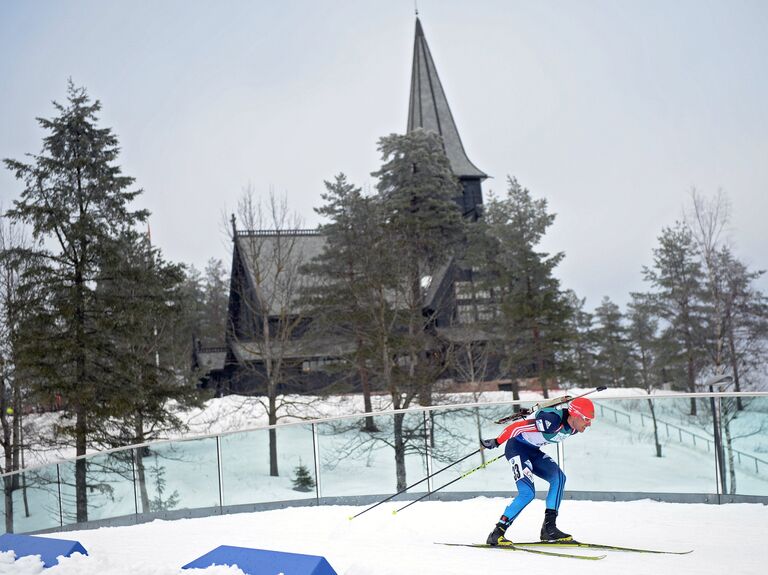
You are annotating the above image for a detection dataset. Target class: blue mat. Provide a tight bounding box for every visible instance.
[182,545,337,575]
[0,533,88,568]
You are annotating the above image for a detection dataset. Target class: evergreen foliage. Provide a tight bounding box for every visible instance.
[2,81,201,521]
[642,221,708,413]
[302,174,390,429]
[183,258,230,349]
[592,297,635,387]
[469,177,573,398]
[373,129,466,409]
[291,460,316,492]
[563,291,598,387]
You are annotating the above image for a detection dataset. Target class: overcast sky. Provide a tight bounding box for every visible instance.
[1,0,766,310]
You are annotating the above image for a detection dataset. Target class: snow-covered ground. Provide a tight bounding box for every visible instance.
[1,497,766,574]
[4,388,767,573]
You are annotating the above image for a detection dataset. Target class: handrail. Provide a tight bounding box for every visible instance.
[236,229,320,237]
[596,400,768,475]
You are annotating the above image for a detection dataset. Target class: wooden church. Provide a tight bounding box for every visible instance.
[194,18,495,396]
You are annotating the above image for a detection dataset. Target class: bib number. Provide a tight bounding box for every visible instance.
[509,455,533,482]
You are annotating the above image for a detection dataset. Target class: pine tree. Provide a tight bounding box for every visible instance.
[371,129,465,489]
[372,129,466,409]
[291,460,316,492]
[592,297,635,388]
[473,178,572,398]
[642,222,707,415]
[627,293,664,457]
[563,291,598,387]
[4,81,149,521]
[302,174,387,431]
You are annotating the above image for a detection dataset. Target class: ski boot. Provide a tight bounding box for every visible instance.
[540,509,572,542]
[486,522,513,547]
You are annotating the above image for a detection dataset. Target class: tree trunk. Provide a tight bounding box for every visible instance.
[358,349,377,432]
[11,389,21,490]
[1,387,13,532]
[19,428,28,518]
[74,250,89,523]
[21,473,29,518]
[727,327,744,411]
[135,450,150,513]
[393,412,406,491]
[75,404,88,522]
[687,349,697,416]
[268,390,278,477]
[724,413,736,495]
[647,398,663,458]
[3,475,13,533]
[134,420,150,513]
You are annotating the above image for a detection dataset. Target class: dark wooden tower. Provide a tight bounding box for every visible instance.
[407,18,487,220]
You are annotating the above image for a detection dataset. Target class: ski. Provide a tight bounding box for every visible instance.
[513,540,693,555]
[436,542,606,560]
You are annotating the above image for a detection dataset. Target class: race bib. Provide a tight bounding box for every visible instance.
[509,455,533,482]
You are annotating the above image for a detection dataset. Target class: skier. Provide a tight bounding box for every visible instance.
[480,397,596,546]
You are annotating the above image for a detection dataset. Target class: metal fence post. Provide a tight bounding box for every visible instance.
[56,464,63,528]
[312,423,322,503]
[216,435,224,511]
[131,449,139,517]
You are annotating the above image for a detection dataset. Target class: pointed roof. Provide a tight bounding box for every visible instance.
[407,18,487,180]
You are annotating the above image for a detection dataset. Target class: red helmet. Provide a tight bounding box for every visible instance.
[568,397,595,421]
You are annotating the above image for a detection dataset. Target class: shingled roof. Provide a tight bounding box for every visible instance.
[234,229,326,316]
[407,18,487,180]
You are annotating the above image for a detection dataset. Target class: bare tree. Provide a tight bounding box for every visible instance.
[227,187,321,476]
[444,336,494,463]
[686,189,731,374]
[627,293,664,457]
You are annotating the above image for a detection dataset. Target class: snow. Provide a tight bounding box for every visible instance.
[5,388,767,572]
[1,498,766,574]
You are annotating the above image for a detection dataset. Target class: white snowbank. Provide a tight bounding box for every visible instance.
[1,497,766,574]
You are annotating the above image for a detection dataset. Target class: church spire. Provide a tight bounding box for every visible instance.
[407,18,486,180]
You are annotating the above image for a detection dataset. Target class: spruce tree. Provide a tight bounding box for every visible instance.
[592,297,635,388]
[291,460,316,492]
[372,129,465,409]
[627,293,664,457]
[371,129,465,489]
[642,222,707,415]
[474,178,572,398]
[563,291,598,387]
[303,174,387,430]
[4,81,149,521]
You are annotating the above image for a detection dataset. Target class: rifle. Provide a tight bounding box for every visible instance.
[494,386,607,425]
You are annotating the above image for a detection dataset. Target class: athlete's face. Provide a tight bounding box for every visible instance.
[568,412,592,433]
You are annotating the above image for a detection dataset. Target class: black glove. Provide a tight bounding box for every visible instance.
[481,438,499,449]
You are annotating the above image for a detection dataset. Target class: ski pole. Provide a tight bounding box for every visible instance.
[349,447,482,520]
[392,453,504,515]
[495,385,608,425]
